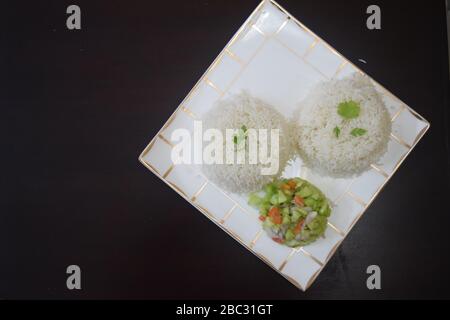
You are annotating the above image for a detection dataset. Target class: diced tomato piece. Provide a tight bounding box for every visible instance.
[272,215,282,224]
[268,207,282,224]
[294,219,305,235]
[268,207,280,217]
[259,215,266,221]
[281,183,290,191]
[294,195,305,206]
[272,237,284,244]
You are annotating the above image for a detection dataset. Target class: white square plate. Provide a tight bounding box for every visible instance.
[139,0,429,291]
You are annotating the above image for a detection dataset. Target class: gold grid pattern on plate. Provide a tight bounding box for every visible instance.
[138,0,430,291]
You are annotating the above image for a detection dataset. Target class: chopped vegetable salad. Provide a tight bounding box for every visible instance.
[248,178,331,247]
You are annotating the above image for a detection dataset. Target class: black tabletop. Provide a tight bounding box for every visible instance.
[1,0,450,299]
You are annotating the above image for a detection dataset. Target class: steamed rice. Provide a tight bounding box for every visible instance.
[201,92,294,194]
[294,73,391,177]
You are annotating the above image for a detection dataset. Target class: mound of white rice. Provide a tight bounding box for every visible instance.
[295,73,391,177]
[201,92,294,194]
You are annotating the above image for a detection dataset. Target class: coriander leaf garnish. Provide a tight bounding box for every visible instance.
[233,125,249,146]
[350,128,367,137]
[333,126,340,138]
[337,100,360,119]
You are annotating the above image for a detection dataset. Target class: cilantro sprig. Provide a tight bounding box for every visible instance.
[333,100,367,138]
[233,125,248,148]
[350,128,367,137]
[337,100,361,119]
[333,126,340,138]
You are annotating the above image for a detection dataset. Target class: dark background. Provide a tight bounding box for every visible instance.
[1,0,449,299]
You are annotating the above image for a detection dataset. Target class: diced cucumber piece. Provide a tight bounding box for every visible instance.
[297,186,313,198]
[291,207,308,219]
[291,209,302,222]
[285,229,295,241]
[259,206,269,216]
[248,193,262,207]
[319,201,329,216]
[270,194,279,205]
[282,215,290,224]
[281,207,290,216]
[311,192,321,200]
[277,190,288,204]
[293,178,304,188]
[264,183,276,194]
[261,200,271,210]
[302,228,311,238]
[304,197,317,208]
[285,239,301,247]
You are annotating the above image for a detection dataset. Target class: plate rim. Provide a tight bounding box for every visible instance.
[138,0,431,291]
